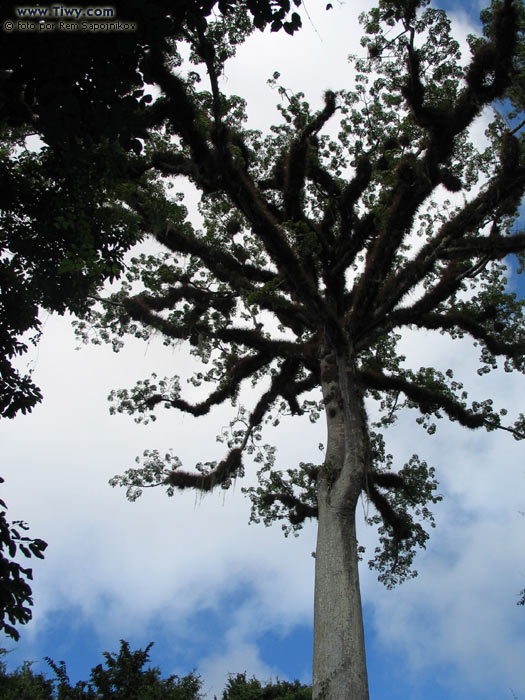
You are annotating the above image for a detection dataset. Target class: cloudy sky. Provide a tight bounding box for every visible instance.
[2,1,525,698]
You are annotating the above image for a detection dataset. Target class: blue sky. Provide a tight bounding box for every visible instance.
[1,1,525,698]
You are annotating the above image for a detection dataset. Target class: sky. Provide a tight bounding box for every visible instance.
[1,1,525,698]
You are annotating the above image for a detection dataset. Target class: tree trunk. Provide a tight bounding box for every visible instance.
[313,486,368,699]
[312,351,369,700]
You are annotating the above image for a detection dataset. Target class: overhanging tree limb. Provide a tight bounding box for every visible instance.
[360,366,525,438]
[123,295,308,357]
[393,310,525,362]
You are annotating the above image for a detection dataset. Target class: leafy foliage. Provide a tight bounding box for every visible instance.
[221,672,311,699]
[0,477,47,641]
[0,641,310,699]
[0,0,304,146]
[0,640,203,699]
[0,652,55,700]
[0,125,151,418]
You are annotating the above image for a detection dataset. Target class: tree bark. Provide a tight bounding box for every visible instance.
[312,351,369,700]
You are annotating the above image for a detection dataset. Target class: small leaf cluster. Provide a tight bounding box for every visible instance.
[108,374,182,425]
[0,477,47,641]
[243,460,319,537]
[109,450,183,502]
[365,440,442,588]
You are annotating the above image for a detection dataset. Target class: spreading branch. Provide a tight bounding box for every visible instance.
[361,366,525,439]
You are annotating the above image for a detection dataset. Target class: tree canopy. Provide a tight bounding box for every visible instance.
[95,0,525,570]
[0,0,303,145]
[0,640,204,699]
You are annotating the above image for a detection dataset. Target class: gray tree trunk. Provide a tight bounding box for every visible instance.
[312,351,370,700]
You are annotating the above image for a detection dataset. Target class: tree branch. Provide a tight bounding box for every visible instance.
[365,157,525,336]
[441,232,525,260]
[361,366,491,431]
[165,446,244,492]
[163,358,313,493]
[261,491,318,524]
[146,48,219,182]
[137,284,235,315]
[123,295,310,358]
[152,218,276,287]
[391,310,525,361]
[144,352,273,416]
[366,481,412,540]
[283,91,336,221]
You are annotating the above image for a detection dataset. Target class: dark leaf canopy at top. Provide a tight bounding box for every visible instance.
[0,0,309,420]
[0,0,304,148]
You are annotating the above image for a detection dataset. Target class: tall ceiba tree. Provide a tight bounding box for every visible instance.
[77,0,525,698]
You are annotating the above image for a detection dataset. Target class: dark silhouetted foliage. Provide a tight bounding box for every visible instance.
[0,640,310,699]
[0,0,306,420]
[221,672,311,699]
[0,477,47,641]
